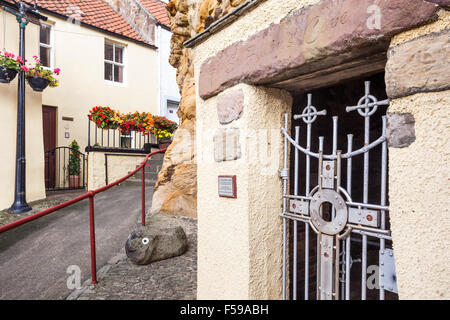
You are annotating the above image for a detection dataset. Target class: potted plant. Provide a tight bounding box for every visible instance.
[25,56,60,91]
[153,128,174,149]
[0,51,21,83]
[68,140,81,188]
[152,116,177,149]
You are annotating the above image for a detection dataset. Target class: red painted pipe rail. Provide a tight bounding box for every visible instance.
[0,148,167,284]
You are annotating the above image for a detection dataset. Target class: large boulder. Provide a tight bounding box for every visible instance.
[151,1,247,220]
[125,222,188,265]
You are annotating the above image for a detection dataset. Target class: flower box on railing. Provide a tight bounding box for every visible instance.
[86,107,177,153]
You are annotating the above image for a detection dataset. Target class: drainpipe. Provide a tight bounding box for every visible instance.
[156,24,162,116]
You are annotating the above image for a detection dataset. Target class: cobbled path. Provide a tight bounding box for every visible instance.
[69,214,197,300]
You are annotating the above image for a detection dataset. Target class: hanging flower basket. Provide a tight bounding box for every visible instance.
[24,56,60,92]
[0,66,18,83]
[26,76,50,92]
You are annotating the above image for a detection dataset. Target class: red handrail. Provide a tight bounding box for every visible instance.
[0,148,167,284]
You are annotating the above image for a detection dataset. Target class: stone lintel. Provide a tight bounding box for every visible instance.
[199,0,440,99]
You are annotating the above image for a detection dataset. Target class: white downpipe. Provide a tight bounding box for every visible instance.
[156,24,162,116]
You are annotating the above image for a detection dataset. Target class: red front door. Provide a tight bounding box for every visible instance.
[42,106,56,189]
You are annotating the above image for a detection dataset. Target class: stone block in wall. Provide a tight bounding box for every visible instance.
[213,128,241,162]
[386,113,416,148]
[217,89,244,124]
[386,29,450,99]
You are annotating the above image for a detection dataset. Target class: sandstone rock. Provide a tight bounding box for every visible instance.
[386,30,450,99]
[217,88,244,124]
[151,1,244,219]
[125,222,188,265]
[231,0,246,6]
[172,11,189,27]
[151,163,197,218]
[195,0,248,33]
[179,76,196,120]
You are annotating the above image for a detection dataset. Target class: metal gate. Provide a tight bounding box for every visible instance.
[280,81,397,300]
[45,147,87,191]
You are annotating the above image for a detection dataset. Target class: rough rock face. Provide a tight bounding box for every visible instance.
[151,0,244,218]
[195,0,246,33]
[125,217,188,265]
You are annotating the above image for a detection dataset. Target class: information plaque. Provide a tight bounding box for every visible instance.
[218,175,237,198]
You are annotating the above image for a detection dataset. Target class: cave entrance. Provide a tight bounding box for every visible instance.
[281,72,398,300]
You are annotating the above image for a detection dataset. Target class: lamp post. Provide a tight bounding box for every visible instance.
[4,1,47,214]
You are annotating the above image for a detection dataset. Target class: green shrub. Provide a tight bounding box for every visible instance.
[68,140,81,176]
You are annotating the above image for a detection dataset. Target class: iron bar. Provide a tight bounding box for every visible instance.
[345,134,353,300]
[282,113,289,300]
[305,114,313,300]
[88,193,98,284]
[361,81,372,301]
[142,166,146,226]
[335,235,340,300]
[293,126,299,300]
[380,116,388,300]
[346,201,389,211]
[281,127,386,160]
[284,195,312,201]
[351,229,392,241]
[316,232,321,300]
[88,115,91,149]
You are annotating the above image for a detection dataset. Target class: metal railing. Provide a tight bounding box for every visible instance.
[44,147,87,191]
[0,148,167,284]
[86,115,158,153]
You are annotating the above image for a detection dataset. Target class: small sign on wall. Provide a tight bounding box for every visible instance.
[218,175,237,198]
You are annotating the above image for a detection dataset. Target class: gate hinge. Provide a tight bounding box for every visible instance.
[379,248,398,294]
[280,168,289,180]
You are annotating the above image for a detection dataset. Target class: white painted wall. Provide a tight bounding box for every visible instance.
[157,25,180,120]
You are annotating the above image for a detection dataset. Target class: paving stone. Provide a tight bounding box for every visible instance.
[72,215,197,300]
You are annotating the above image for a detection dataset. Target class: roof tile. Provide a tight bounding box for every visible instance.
[140,0,170,27]
[4,0,150,45]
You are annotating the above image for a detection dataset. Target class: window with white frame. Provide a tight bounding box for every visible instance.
[104,41,125,83]
[39,23,53,68]
[120,131,135,149]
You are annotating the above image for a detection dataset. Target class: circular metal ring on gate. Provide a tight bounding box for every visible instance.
[356,95,379,117]
[310,189,348,235]
[142,237,149,245]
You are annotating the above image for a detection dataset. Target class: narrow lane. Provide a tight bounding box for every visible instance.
[0,184,152,300]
